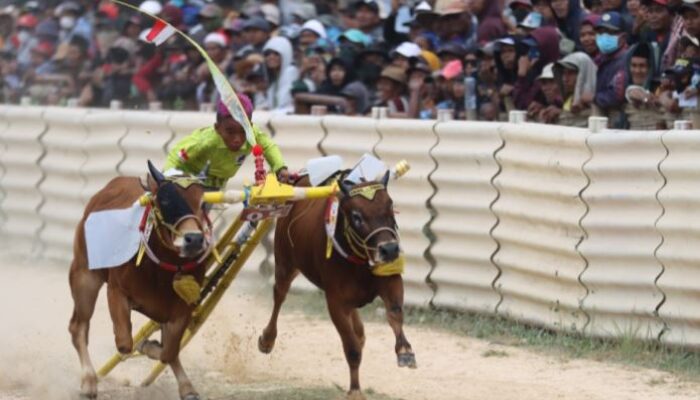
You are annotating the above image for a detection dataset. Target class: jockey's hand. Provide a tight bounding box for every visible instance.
[276,167,291,183]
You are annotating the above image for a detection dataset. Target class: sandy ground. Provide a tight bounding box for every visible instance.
[1,257,700,400]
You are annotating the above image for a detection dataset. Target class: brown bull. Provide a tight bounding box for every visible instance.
[258,171,416,399]
[69,162,210,400]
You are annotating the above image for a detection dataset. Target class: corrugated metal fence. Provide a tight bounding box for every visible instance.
[2,105,700,346]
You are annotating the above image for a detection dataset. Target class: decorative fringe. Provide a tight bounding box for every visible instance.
[172,274,200,305]
[371,256,405,277]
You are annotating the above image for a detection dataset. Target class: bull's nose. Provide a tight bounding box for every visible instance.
[183,232,204,252]
[378,242,400,261]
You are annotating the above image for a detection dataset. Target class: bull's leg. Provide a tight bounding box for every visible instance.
[106,285,133,354]
[138,318,199,400]
[328,298,365,400]
[349,309,366,350]
[164,317,199,400]
[68,264,104,399]
[378,276,416,369]
[258,262,298,354]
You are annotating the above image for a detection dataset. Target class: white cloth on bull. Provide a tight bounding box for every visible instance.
[85,201,145,269]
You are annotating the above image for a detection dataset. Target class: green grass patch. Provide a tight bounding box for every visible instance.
[280,289,700,381]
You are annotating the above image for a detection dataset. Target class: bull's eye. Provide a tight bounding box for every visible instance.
[351,211,363,228]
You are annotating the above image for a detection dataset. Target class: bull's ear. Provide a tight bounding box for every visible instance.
[381,170,390,187]
[147,160,165,185]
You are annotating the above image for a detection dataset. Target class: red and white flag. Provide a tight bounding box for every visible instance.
[144,19,176,46]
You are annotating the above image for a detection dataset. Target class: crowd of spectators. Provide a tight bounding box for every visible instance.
[1,0,700,129]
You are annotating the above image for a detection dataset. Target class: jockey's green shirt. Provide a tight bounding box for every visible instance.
[164,124,285,189]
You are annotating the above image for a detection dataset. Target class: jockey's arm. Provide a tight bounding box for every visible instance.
[254,125,287,175]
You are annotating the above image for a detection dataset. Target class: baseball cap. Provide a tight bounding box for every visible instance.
[596,11,624,31]
[440,59,463,79]
[138,0,162,16]
[393,42,422,58]
[536,63,555,80]
[518,11,542,29]
[243,17,271,32]
[354,0,380,14]
[340,29,370,46]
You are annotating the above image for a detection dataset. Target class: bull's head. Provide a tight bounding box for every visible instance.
[338,170,400,265]
[147,161,210,258]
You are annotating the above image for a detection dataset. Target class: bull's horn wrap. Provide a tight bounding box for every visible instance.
[392,160,410,180]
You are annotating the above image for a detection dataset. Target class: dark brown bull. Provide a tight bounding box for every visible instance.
[258,171,416,399]
[68,162,210,400]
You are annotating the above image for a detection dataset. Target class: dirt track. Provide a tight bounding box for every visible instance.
[2,258,700,400]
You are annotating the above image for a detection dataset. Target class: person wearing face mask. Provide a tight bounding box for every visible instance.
[56,2,92,45]
[15,14,39,70]
[592,12,628,127]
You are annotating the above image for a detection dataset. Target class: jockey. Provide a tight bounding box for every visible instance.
[164,93,288,189]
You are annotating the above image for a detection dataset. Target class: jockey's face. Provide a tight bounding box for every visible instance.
[215,116,246,151]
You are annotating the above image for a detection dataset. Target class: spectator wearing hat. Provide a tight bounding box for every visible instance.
[437,42,467,65]
[553,52,598,127]
[579,14,601,59]
[681,0,700,39]
[436,59,468,119]
[261,4,281,31]
[391,42,422,70]
[56,1,92,44]
[426,0,477,49]
[188,3,224,45]
[622,42,666,129]
[548,0,587,49]
[237,17,272,59]
[196,32,233,105]
[340,81,371,115]
[15,13,39,69]
[638,0,675,71]
[299,20,327,50]
[510,0,535,24]
[474,43,502,121]
[531,0,556,29]
[593,11,629,127]
[375,65,409,117]
[494,37,519,111]
[353,0,384,44]
[515,11,544,36]
[262,36,299,113]
[600,0,635,35]
[513,27,561,110]
[405,59,438,119]
[527,63,563,123]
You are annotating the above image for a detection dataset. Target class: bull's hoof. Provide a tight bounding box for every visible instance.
[182,393,200,400]
[398,352,417,369]
[137,339,160,354]
[79,393,97,400]
[257,335,274,354]
[346,389,366,400]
